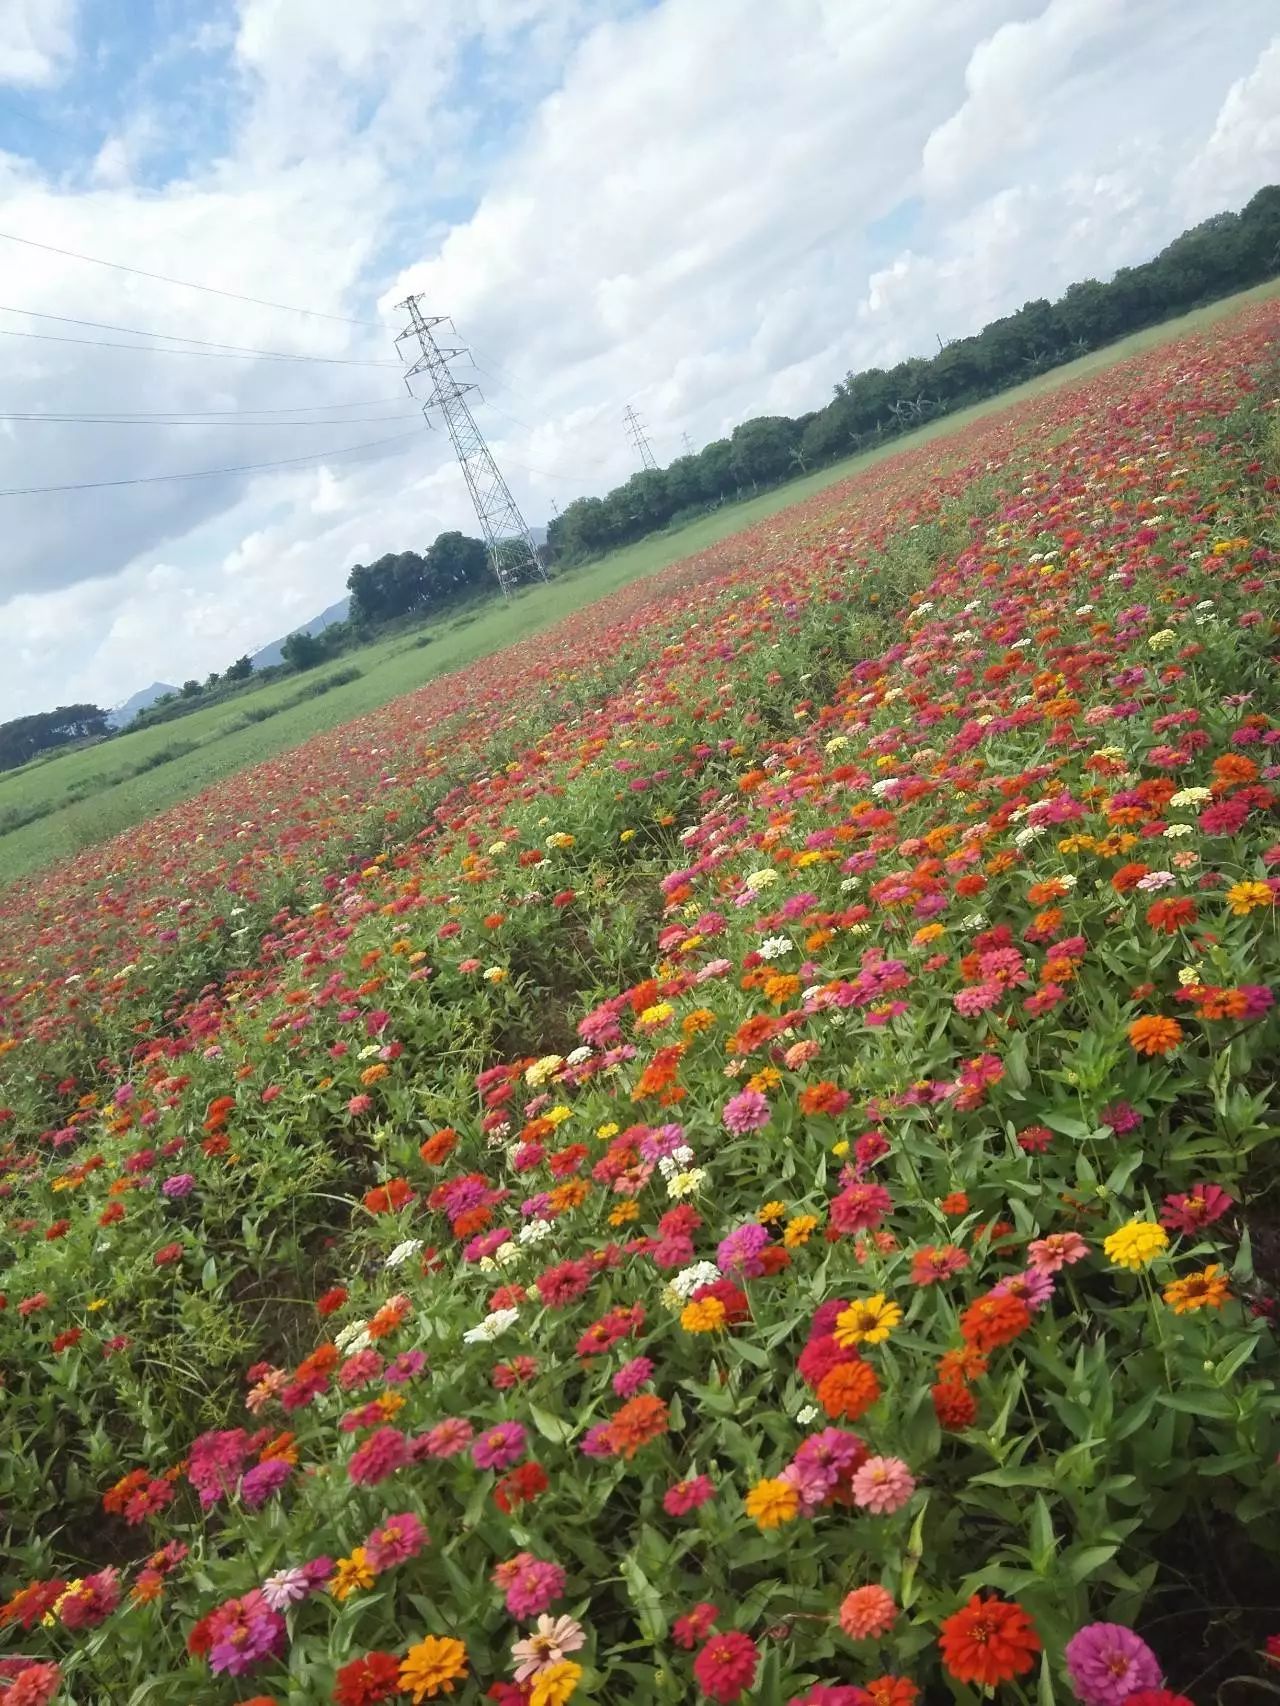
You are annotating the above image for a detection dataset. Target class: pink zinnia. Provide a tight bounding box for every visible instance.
[1065,1622,1161,1706]
[1026,1231,1089,1274]
[721,1089,771,1134]
[492,1552,566,1619]
[839,1584,896,1639]
[953,981,1003,1017]
[422,1417,474,1457]
[348,1426,409,1487]
[991,1267,1055,1312]
[0,1661,61,1705]
[830,1182,892,1234]
[613,1356,654,1397]
[1160,1182,1233,1236]
[365,1511,428,1571]
[664,1475,715,1516]
[850,1456,915,1515]
[472,1421,527,1471]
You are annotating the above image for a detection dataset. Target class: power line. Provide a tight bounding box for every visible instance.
[0,229,381,328]
[0,324,399,366]
[0,302,394,364]
[0,410,418,428]
[0,396,411,418]
[0,427,424,497]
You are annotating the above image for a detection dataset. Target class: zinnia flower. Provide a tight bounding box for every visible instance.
[399,1635,468,1701]
[1102,1220,1168,1271]
[745,1477,799,1530]
[333,1650,401,1706]
[840,1585,896,1639]
[833,1293,902,1347]
[1127,1015,1183,1056]
[693,1630,760,1703]
[851,1456,915,1515]
[1065,1623,1161,1706]
[939,1595,1040,1687]
[1162,1264,1230,1313]
[512,1615,587,1681]
[529,1660,583,1706]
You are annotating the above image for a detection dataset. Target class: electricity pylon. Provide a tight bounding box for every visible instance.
[395,296,546,595]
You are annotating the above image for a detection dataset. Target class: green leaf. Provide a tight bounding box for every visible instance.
[1029,1493,1056,1572]
[528,1404,574,1444]
[1064,1543,1118,1585]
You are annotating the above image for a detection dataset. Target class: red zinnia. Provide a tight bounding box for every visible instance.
[154,1242,183,1267]
[1145,896,1196,934]
[938,1594,1040,1687]
[333,1649,402,1705]
[317,1287,349,1316]
[932,1382,976,1430]
[693,1630,759,1703]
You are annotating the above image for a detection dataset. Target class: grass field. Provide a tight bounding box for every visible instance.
[2,276,1276,887]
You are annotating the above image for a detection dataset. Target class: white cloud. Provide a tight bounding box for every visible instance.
[0,0,1278,720]
[0,0,77,88]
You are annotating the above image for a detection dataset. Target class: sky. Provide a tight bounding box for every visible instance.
[0,0,1277,720]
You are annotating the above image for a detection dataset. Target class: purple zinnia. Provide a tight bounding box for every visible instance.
[716,1221,770,1278]
[206,1590,285,1677]
[161,1172,195,1198]
[239,1458,293,1510]
[1100,1100,1142,1136]
[1065,1622,1161,1706]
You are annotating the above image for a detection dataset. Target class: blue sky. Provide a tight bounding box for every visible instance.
[0,0,1277,719]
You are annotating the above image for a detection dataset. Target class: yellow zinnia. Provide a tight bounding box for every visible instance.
[1103,1219,1168,1271]
[680,1296,727,1333]
[329,1546,375,1602]
[530,1661,583,1706]
[784,1214,819,1247]
[1225,880,1272,916]
[399,1635,469,1701]
[833,1293,903,1347]
[745,1476,800,1530]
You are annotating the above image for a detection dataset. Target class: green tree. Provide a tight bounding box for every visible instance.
[281,631,326,670]
[225,655,254,682]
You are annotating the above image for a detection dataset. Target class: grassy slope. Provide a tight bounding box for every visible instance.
[3,276,1277,886]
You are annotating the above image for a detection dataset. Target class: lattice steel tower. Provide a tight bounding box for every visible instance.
[624,402,658,471]
[395,295,546,595]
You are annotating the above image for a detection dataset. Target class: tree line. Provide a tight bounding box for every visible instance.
[0,705,112,773]
[547,187,1280,563]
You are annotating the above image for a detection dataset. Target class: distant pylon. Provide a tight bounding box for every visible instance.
[681,431,694,455]
[395,296,547,596]
[624,403,658,472]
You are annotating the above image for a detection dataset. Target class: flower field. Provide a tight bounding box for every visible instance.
[1,302,1279,1706]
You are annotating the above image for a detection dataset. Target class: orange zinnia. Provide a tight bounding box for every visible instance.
[606,1394,669,1459]
[939,1594,1040,1687]
[815,1358,881,1420]
[958,1294,1031,1352]
[1127,1015,1183,1056]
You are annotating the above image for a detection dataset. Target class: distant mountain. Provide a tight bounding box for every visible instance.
[249,597,350,671]
[107,682,176,729]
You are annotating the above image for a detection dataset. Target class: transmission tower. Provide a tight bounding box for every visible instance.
[395,296,546,596]
[624,403,658,471]
[681,431,694,455]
